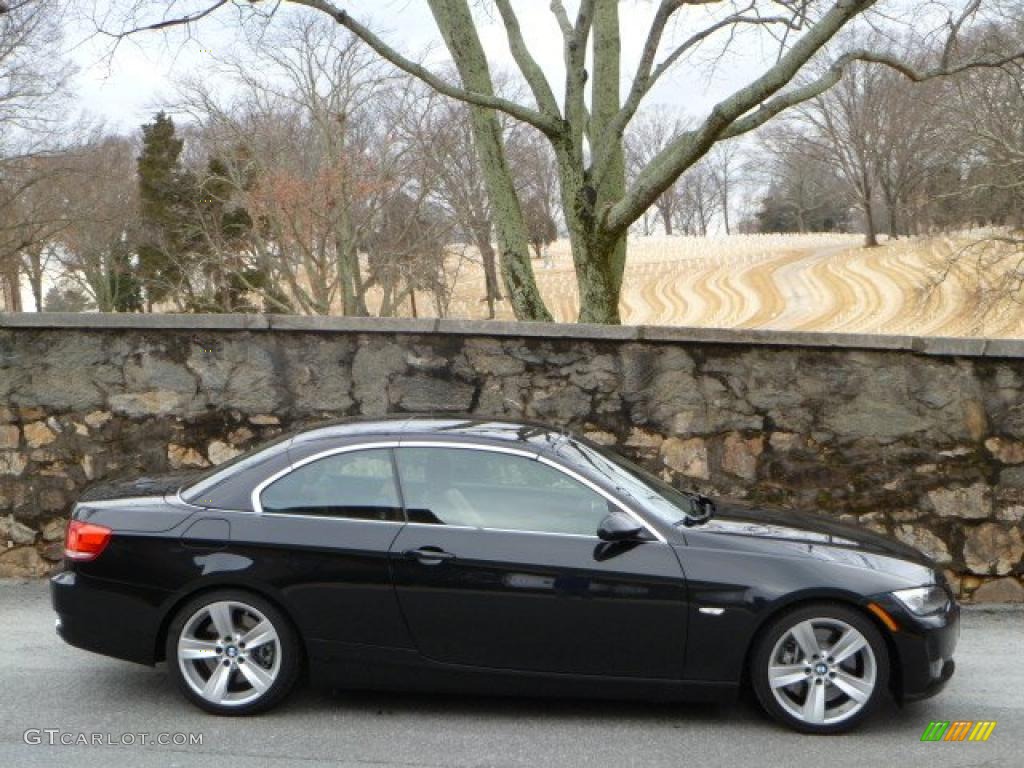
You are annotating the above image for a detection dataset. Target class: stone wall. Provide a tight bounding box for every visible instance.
[2,313,1023,602]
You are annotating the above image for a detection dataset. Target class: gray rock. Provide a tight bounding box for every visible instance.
[1,514,37,546]
[283,338,354,413]
[0,546,50,578]
[928,484,991,519]
[963,523,1024,575]
[894,524,951,564]
[109,390,184,418]
[970,577,1024,603]
[527,385,591,422]
[0,452,27,476]
[352,341,408,415]
[661,437,709,480]
[393,375,474,413]
[824,398,930,442]
[0,425,18,449]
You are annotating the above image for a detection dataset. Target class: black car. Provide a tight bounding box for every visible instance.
[51,416,958,733]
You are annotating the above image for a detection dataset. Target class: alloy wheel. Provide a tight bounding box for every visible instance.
[766,617,877,726]
[176,600,282,708]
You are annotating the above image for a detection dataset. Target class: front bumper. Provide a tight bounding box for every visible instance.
[871,593,960,702]
[51,568,166,666]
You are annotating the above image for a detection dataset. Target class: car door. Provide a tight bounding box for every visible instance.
[388,445,688,678]
[235,445,413,651]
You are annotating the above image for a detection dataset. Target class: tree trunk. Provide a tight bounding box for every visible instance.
[1,268,22,311]
[470,220,499,318]
[591,0,627,317]
[659,204,673,235]
[16,246,45,311]
[427,0,551,321]
[554,133,621,325]
[336,236,368,316]
[721,185,731,235]
[862,199,879,247]
[407,273,419,318]
[882,185,900,240]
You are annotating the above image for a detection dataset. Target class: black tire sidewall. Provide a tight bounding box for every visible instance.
[750,602,890,734]
[165,589,301,716]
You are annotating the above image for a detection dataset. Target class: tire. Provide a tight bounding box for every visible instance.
[165,589,302,715]
[750,602,889,734]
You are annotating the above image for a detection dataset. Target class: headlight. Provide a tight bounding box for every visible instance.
[891,585,949,616]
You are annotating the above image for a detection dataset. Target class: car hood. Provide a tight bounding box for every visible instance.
[77,470,205,503]
[696,500,933,567]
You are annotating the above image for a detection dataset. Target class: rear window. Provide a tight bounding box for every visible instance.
[180,432,293,505]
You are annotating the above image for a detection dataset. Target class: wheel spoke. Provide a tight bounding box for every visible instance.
[201,662,232,701]
[790,621,821,660]
[240,620,276,650]
[832,670,874,702]
[769,664,808,689]
[207,602,235,640]
[828,629,867,664]
[179,637,220,661]
[238,661,274,693]
[802,681,826,723]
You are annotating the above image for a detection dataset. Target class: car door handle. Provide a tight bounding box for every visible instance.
[403,546,456,564]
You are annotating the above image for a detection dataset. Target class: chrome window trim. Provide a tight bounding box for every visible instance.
[258,512,404,525]
[536,455,666,543]
[398,440,536,458]
[251,441,401,515]
[397,442,664,543]
[249,438,665,543]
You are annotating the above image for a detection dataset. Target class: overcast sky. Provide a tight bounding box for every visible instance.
[67,0,791,133]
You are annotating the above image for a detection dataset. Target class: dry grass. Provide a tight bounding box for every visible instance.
[375,232,1021,338]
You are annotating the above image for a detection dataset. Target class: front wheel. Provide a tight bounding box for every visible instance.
[750,603,889,734]
[165,590,301,715]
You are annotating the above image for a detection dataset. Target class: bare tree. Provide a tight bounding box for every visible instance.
[175,17,414,315]
[756,131,851,232]
[54,135,143,312]
[100,0,1024,322]
[626,107,688,235]
[0,0,75,308]
[397,87,505,317]
[709,142,742,235]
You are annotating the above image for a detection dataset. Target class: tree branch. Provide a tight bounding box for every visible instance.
[109,0,561,135]
[606,0,879,234]
[494,0,561,119]
[593,5,801,184]
[289,0,561,134]
[721,47,1024,141]
[549,0,594,158]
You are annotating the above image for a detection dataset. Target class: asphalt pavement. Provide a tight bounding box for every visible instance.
[0,579,1020,768]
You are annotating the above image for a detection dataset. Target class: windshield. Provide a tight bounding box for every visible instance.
[556,438,701,527]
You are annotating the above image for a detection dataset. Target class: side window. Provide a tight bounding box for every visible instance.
[395,447,613,536]
[259,448,402,521]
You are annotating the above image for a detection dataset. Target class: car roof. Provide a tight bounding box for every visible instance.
[288,415,571,452]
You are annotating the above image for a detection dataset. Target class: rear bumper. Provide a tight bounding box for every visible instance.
[51,569,166,666]
[872,594,960,702]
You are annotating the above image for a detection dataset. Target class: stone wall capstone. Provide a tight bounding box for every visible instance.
[1,313,1023,601]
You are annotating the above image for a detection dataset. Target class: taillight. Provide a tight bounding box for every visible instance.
[64,520,112,561]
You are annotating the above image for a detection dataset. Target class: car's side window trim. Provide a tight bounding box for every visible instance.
[536,455,666,543]
[248,439,665,542]
[392,442,666,543]
[251,441,402,518]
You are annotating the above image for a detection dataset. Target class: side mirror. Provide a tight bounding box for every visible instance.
[597,512,644,542]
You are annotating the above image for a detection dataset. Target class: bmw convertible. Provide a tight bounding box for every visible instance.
[51,416,958,733]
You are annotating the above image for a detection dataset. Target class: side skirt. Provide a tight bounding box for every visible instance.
[307,640,737,703]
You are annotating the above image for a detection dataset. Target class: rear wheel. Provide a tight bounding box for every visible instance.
[750,603,889,734]
[165,590,301,715]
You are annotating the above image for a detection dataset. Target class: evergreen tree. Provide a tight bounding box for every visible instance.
[136,112,196,308]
